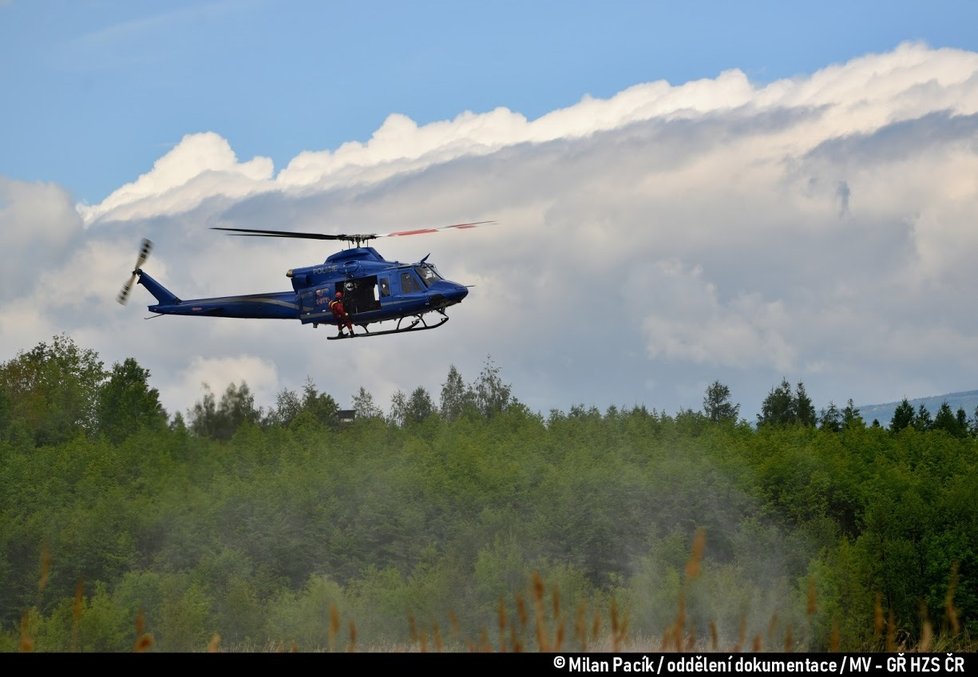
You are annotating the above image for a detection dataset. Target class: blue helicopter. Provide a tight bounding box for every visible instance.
[116,221,493,339]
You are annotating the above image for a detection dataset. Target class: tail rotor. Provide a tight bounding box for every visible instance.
[117,238,153,305]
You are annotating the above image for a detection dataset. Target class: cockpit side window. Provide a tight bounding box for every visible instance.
[400,271,422,293]
[415,264,442,287]
[379,277,390,297]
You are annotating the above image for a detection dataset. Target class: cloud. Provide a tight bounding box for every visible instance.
[5,42,978,420]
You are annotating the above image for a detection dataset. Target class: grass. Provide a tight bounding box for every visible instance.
[13,530,974,653]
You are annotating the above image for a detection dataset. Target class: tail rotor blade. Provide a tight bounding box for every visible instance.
[117,238,153,305]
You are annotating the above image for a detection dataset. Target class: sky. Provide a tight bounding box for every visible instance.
[3,1,978,423]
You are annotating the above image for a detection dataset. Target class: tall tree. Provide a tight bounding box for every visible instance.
[96,357,167,443]
[757,378,795,427]
[473,356,512,419]
[841,399,865,429]
[439,365,474,421]
[794,382,817,427]
[912,404,933,432]
[702,380,739,424]
[0,334,106,445]
[352,387,382,419]
[301,379,337,427]
[819,402,842,432]
[933,401,966,438]
[404,386,436,424]
[890,398,915,432]
[189,382,261,440]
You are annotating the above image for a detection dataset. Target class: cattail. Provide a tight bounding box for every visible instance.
[752,633,762,652]
[919,600,933,652]
[38,545,51,594]
[709,621,718,651]
[329,604,341,651]
[945,561,960,635]
[498,596,508,652]
[207,633,221,653]
[685,528,706,580]
[886,608,896,652]
[575,602,587,651]
[72,580,84,651]
[873,593,884,640]
[19,611,34,652]
[433,623,444,652]
[133,633,154,652]
[784,625,793,652]
[828,620,840,652]
[806,577,817,617]
[347,619,357,652]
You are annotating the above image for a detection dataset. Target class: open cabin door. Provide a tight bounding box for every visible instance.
[337,275,381,314]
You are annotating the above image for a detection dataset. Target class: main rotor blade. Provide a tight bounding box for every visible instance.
[211,227,372,242]
[211,221,496,245]
[373,220,496,238]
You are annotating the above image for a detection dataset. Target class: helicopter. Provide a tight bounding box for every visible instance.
[117,221,494,339]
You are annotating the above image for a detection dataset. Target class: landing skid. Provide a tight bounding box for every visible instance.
[326,312,450,340]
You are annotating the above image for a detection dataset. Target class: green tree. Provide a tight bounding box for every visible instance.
[890,398,914,432]
[96,357,167,443]
[301,379,338,427]
[819,402,842,432]
[912,403,933,432]
[933,401,966,438]
[841,399,865,429]
[439,365,474,421]
[702,380,739,424]
[352,386,382,419]
[473,356,512,418]
[189,381,261,440]
[0,334,106,445]
[758,378,795,427]
[404,387,435,424]
[795,382,816,427]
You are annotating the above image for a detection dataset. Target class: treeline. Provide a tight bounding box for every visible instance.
[1,335,975,651]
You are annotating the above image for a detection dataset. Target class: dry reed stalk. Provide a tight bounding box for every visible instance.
[733,615,746,652]
[19,610,33,652]
[132,608,154,652]
[945,561,960,635]
[885,608,896,652]
[510,623,523,652]
[207,633,221,652]
[72,579,84,651]
[498,596,508,652]
[433,623,444,652]
[575,602,587,651]
[919,600,933,652]
[347,619,357,652]
[38,545,51,594]
[784,625,793,652]
[685,528,706,580]
[807,577,817,617]
[709,621,718,652]
[532,571,549,651]
[408,613,418,646]
[752,633,762,652]
[873,593,884,641]
[329,603,341,652]
[829,620,840,652]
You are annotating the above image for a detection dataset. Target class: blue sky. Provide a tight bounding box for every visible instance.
[5,1,977,204]
[3,1,978,421]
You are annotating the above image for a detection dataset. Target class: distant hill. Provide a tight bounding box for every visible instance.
[857,390,978,427]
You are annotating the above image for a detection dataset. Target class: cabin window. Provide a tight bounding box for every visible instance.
[400,271,422,293]
[379,277,390,297]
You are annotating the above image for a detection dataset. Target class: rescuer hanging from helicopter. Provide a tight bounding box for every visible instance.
[329,290,355,338]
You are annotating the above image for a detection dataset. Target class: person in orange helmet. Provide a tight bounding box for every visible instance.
[329,290,355,338]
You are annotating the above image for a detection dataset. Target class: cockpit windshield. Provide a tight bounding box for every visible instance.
[415,264,442,287]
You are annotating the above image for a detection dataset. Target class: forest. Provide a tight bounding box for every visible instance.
[1,334,975,652]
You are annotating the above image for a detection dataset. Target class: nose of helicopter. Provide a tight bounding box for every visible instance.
[429,280,469,307]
